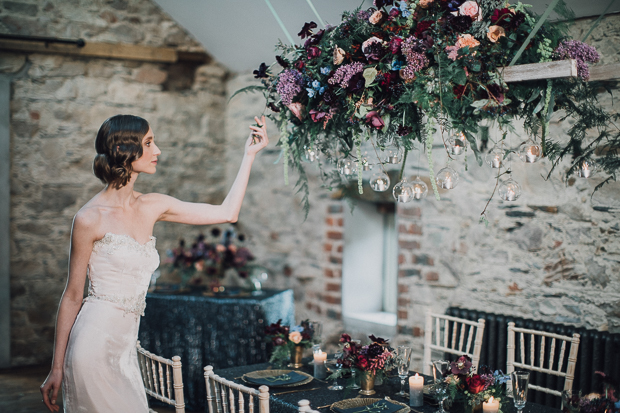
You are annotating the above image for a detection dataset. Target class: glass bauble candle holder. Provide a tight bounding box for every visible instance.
[411,177,428,200]
[485,147,505,169]
[518,140,542,163]
[304,145,318,162]
[370,172,390,192]
[436,166,459,189]
[499,178,521,201]
[448,133,467,156]
[577,160,596,178]
[337,158,356,180]
[393,178,414,203]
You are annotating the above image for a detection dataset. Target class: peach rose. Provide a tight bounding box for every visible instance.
[459,1,481,21]
[287,102,305,120]
[419,0,434,8]
[456,34,480,49]
[289,331,303,344]
[333,47,345,65]
[487,25,506,43]
[369,10,383,25]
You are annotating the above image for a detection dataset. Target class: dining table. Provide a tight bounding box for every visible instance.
[212,360,561,413]
[138,288,295,411]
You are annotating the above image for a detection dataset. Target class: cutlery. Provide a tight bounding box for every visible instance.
[273,387,320,396]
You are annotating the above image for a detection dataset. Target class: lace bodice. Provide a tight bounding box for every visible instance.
[84,233,160,316]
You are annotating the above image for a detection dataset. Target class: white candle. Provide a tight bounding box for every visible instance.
[483,396,500,413]
[409,373,424,407]
[313,351,327,379]
[492,156,501,168]
[443,176,453,189]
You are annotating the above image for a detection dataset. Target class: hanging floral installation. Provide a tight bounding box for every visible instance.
[238,0,619,220]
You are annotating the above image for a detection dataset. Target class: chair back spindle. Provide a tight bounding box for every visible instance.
[506,322,580,397]
[136,341,185,413]
[423,311,486,375]
[204,365,270,413]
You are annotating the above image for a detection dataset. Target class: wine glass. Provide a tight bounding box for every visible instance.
[511,371,530,412]
[328,352,344,390]
[432,360,451,413]
[347,340,361,389]
[395,346,412,397]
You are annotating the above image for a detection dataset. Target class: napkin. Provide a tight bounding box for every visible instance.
[244,371,308,386]
[332,400,404,413]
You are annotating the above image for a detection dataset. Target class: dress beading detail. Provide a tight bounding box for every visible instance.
[85,291,147,316]
[92,233,157,256]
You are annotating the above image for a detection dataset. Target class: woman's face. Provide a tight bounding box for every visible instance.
[131,127,161,174]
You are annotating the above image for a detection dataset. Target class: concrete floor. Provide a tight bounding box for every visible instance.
[0,364,199,412]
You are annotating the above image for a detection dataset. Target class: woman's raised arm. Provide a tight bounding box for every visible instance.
[40,212,97,412]
[153,116,269,226]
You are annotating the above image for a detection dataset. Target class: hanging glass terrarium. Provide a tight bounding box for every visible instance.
[411,177,428,200]
[498,178,521,201]
[485,147,505,169]
[518,140,542,163]
[337,157,357,180]
[577,160,595,178]
[304,145,318,162]
[381,144,403,164]
[393,178,414,203]
[448,132,468,156]
[370,171,390,192]
[436,166,459,189]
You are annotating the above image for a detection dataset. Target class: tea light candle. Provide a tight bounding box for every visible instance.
[409,373,424,407]
[492,156,502,168]
[376,180,387,191]
[313,351,327,379]
[483,396,500,413]
[442,176,453,189]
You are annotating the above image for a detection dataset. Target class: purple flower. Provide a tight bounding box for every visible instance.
[253,62,268,79]
[357,10,371,20]
[374,0,394,8]
[553,40,600,80]
[298,21,317,39]
[307,46,321,59]
[276,69,304,106]
[450,355,472,375]
[328,62,365,88]
[365,111,385,130]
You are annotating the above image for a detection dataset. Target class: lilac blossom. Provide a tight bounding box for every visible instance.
[553,40,600,80]
[357,10,371,20]
[328,62,365,88]
[276,69,304,106]
[401,36,429,79]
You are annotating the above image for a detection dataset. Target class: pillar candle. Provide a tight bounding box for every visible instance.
[483,396,500,413]
[409,373,424,407]
[313,351,327,379]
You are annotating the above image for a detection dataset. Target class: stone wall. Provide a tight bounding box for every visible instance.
[224,13,620,367]
[2,0,229,366]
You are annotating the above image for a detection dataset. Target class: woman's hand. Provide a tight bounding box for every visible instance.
[246,115,269,156]
[41,369,62,412]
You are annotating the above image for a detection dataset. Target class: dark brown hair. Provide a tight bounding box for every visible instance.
[93,115,150,188]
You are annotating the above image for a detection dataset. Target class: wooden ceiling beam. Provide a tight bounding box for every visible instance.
[0,38,211,64]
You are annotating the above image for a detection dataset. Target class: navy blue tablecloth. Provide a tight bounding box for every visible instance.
[138,289,295,411]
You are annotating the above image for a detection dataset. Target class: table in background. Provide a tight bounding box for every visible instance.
[138,289,295,411]
[214,362,561,413]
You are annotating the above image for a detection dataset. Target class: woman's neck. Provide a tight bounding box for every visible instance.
[102,173,138,207]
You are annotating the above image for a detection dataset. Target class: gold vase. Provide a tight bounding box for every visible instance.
[359,371,376,395]
[289,345,304,368]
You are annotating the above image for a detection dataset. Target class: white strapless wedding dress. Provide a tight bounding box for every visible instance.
[62,233,160,412]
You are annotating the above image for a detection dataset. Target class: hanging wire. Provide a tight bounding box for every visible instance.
[263,0,295,45]
[305,0,326,28]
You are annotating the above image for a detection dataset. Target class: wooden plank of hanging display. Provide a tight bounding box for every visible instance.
[499,59,578,83]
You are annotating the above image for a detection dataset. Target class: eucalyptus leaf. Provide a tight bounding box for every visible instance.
[363,67,378,87]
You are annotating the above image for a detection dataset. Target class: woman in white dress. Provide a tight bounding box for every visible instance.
[40,114,269,412]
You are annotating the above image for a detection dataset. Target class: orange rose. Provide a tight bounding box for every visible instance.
[487,25,506,43]
[369,10,383,25]
[419,0,434,8]
[456,34,480,49]
[333,47,345,65]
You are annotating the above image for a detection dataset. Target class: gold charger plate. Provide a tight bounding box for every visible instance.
[330,398,410,413]
[242,369,313,388]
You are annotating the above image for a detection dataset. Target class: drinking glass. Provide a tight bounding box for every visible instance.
[561,390,581,413]
[511,371,530,413]
[327,352,344,390]
[395,346,413,397]
[432,360,451,413]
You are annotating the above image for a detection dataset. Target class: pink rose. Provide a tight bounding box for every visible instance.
[369,10,383,25]
[459,1,481,21]
[289,331,303,344]
[287,102,305,120]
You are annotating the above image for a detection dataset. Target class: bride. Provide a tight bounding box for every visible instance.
[40,114,269,412]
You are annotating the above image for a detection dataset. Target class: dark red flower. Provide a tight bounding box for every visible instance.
[397,125,412,136]
[298,21,317,39]
[365,111,385,130]
[275,55,289,68]
[447,14,473,32]
[389,7,400,17]
[466,374,486,394]
[273,337,285,346]
[268,103,281,113]
[294,60,305,70]
[340,333,352,343]
[414,20,435,38]
[453,84,466,98]
[374,0,394,8]
[307,46,321,59]
[389,36,403,54]
[309,109,328,123]
[379,71,399,88]
[491,8,514,26]
[356,355,369,369]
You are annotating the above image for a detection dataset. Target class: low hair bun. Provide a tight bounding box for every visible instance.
[92,115,150,188]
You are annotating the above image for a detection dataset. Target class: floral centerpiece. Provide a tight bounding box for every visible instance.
[562,372,620,413]
[163,226,254,290]
[265,319,316,367]
[330,333,396,394]
[242,0,618,220]
[437,355,509,413]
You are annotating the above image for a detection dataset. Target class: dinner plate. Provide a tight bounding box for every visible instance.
[330,398,410,413]
[242,369,313,388]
